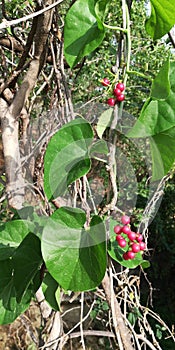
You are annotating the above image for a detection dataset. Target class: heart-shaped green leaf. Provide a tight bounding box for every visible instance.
[44,118,93,201]
[64,0,106,68]
[41,207,107,291]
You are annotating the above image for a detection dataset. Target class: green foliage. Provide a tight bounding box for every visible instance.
[44,117,93,200]
[1,0,175,334]
[41,207,107,291]
[128,59,175,180]
[145,0,175,40]
[64,0,107,68]
[96,108,113,138]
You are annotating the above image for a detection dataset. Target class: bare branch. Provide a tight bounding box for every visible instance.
[0,0,64,29]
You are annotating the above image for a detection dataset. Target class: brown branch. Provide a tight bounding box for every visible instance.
[0,0,64,30]
[0,36,23,52]
[0,0,55,208]
[102,270,135,350]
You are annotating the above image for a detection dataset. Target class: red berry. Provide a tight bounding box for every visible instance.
[118,239,126,248]
[123,252,129,260]
[107,98,115,106]
[116,82,125,91]
[136,234,143,242]
[139,242,146,251]
[116,234,123,242]
[127,251,135,259]
[113,87,122,97]
[131,243,140,253]
[121,215,130,225]
[128,231,136,241]
[114,225,122,234]
[116,93,125,102]
[101,77,110,86]
[121,225,131,235]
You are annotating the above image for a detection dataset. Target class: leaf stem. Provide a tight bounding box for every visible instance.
[126,70,153,81]
[103,22,127,33]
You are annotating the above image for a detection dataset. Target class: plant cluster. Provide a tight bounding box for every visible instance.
[101,78,125,106]
[114,215,146,260]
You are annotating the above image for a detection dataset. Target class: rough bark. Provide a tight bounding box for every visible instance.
[0,0,54,208]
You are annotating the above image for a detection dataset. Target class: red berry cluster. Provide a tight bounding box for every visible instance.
[113,215,146,260]
[101,78,125,106]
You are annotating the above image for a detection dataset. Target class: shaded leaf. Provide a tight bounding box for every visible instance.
[13,233,43,302]
[42,273,60,311]
[0,260,31,325]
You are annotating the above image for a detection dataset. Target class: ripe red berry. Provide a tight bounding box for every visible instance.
[114,225,122,234]
[121,225,131,235]
[116,93,125,102]
[116,234,123,242]
[107,98,115,106]
[123,252,129,260]
[101,77,110,86]
[128,231,136,241]
[127,251,135,260]
[116,82,125,91]
[121,215,130,225]
[118,238,126,248]
[131,243,140,253]
[139,242,146,251]
[136,234,143,242]
[113,87,122,97]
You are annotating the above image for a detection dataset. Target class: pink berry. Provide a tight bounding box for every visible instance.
[113,87,122,97]
[139,242,146,251]
[101,77,110,86]
[114,225,122,234]
[131,243,140,253]
[127,251,135,260]
[118,239,126,248]
[116,82,125,91]
[116,93,125,102]
[128,231,136,241]
[107,98,115,106]
[136,234,143,242]
[121,225,131,235]
[121,215,130,225]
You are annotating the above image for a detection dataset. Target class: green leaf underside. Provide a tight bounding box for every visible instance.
[41,207,107,291]
[44,118,93,201]
[64,0,105,68]
[96,108,113,138]
[128,60,175,180]
[145,0,175,40]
